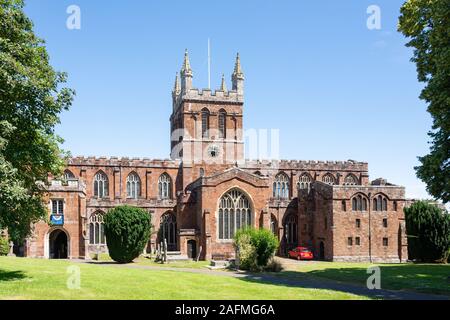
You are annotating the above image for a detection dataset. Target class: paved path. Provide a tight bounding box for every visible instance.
[72,259,449,300]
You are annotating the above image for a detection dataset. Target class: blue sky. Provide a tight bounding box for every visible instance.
[24,0,433,200]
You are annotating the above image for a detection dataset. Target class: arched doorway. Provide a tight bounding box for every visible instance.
[319,241,325,260]
[187,240,197,259]
[49,229,68,259]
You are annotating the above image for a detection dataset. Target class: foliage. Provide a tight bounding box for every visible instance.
[104,206,152,263]
[0,236,9,255]
[264,258,284,272]
[398,0,450,203]
[234,230,258,271]
[234,228,279,271]
[0,0,74,241]
[404,201,450,263]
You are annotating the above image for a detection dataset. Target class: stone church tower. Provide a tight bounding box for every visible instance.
[170,50,245,170]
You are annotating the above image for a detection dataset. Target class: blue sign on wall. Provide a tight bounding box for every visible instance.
[50,215,64,226]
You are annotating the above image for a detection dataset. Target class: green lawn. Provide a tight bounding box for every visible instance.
[93,253,210,269]
[0,257,368,300]
[289,261,450,296]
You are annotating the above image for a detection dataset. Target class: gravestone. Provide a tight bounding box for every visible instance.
[7,241,16,257]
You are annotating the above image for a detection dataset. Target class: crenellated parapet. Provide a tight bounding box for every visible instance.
[67,156,180,168]
[243,159,368,172]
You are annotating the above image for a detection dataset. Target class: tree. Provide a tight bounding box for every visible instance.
[0,0,74,240]
[404,201,450,263]
[104,206,152,263]
[398,0,450,203]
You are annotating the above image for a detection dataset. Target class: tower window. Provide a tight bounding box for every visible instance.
[356,219,361,228]
[383,218,388,228]
[218,110,226,139]
[383,238,389,246]
[355,237,361,246]
[201,109,210,138]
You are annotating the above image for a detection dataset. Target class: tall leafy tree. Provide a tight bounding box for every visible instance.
[398,0,450,203]
[404,201,450,263]
[0,0,74,240]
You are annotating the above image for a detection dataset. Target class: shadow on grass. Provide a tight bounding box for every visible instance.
[301,264,450,296]
[0,269,27,282]
[232,264,450,300]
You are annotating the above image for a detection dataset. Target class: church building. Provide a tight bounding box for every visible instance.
[23,51,408,263]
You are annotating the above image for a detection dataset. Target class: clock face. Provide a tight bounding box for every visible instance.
[207,144,220,158]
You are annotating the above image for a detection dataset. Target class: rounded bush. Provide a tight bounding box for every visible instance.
[234,228,279,271]
[104,205,151,263]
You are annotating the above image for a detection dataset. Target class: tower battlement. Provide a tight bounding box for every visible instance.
[172,50,244,111]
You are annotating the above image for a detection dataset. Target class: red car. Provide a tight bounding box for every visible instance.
[288,247,314,260]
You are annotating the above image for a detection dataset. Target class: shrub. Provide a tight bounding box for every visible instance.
[0,237,9,256]
[405,201,450,263]
[264,258,284,272]
[234,228,279,271]
[104,205,152,263]
[235,231,258,271]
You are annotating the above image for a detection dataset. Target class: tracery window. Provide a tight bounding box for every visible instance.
[218,189,252,240]
[351,194,368,211]
[158,173,172,199]
[273,172,290,199]
[93,171,109,198]
[89,211,106,245]
[126,172,141,199]
[322,173,335,185]
[344,174,358,185]
[160,212,177,251]
[297,173,311,191]
[373,195,388,211]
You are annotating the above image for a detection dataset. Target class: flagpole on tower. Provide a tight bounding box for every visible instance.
[208,38,211,89]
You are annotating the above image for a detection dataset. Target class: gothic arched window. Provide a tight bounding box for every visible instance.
[63,170,75,181]
[160,212,177,251]
[218,109,226,139]
[218,189,252,240]
[344,174,358,185]
[322,173,336,185]
[126,172,141,199]
[89,211,106,245]
[285,214,298,245]
[158,173,172,199]
[201,108,210,138]
[373,195,388,211]
[297,173,312,191]
[93,171,109,198]
[273,172,290,199]
[351,194,367,211]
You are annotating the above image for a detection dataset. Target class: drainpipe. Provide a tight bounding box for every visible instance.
[368,192,372,263]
